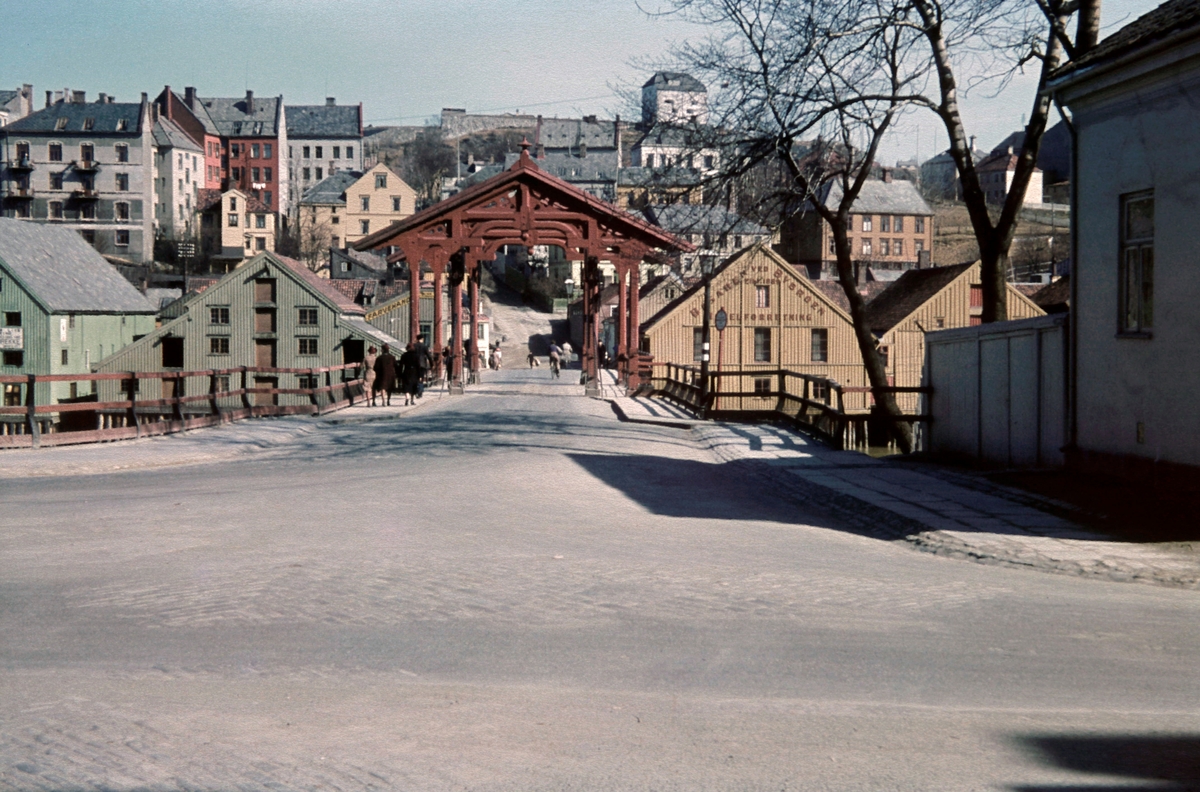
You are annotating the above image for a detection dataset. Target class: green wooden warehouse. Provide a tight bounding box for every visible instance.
[0,217,156,411]
[94,251,400,407]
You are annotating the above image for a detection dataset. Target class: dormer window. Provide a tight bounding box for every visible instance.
[83,118,94,130]
[115,118,127,131]
[55,117,68,130]
[229,196,238,211]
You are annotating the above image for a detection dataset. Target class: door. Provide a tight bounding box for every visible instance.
[254,309,276,333]
[342,339,364,365]
[252,377,278,406]
[255,339,276,368]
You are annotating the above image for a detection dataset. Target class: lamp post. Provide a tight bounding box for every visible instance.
[699,255,715,415]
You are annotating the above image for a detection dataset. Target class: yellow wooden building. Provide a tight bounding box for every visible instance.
[641,244,871,410]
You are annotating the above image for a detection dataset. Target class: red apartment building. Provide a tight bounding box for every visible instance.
[153,87,222,190]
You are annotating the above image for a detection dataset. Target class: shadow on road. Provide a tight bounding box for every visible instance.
[1009,733,1200,790]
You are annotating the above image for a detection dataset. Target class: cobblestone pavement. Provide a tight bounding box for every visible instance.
[3,370,1200,790]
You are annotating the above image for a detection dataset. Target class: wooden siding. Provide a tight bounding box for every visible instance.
[643,245,872,410]
[365,291,443,343]
[93,252,385,406]
[882,262,1045,411]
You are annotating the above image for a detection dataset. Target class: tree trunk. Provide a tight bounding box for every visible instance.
[1076,0,1102,54]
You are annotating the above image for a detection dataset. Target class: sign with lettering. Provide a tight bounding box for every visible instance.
[715,308,727,332]
[0,327,23,350]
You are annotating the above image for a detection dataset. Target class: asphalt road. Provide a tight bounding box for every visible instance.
[2,369,1199,791]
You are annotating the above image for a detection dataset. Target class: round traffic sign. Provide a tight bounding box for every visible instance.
[714,308,728,332]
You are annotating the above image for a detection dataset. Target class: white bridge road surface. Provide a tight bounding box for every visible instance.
[2,368,1199,791]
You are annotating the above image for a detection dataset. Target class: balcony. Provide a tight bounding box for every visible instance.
[74,159,99,172]
[72,188,99,200]
[8,156,33,172]
[8,187,34,200]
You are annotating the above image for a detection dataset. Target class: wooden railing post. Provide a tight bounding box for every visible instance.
[25,374,39,448]
[308,368,319,413]
[776,369,787,413]
[126,372,140,438]
[172,373,185,426]
[209,371,221,419]
[241,367,251,410]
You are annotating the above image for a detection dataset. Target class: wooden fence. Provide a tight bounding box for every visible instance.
[0,363,365,450]
[649,362,930,451]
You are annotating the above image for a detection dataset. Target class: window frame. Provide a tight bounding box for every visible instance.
[1118,190,1154,337]
[811,328,829,363]
[753,327,772,363]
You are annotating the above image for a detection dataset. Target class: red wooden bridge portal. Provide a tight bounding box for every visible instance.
[355,143,691,395]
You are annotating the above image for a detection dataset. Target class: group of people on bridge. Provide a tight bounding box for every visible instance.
[361,334,436,407]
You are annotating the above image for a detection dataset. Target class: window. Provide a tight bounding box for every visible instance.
[231,143,240,157]
[315,146,323,159]
[263,143,271,158]
[302,167,311,181]
[264,167,272,182]
[361,195,370,211]
[934,317,945,329]
[115,230,129,246]
[315,167,322,180]
[645,154,655,168]
[3,382,21,402]
[914,240,925,253]
[914,216,926,233]
[263,191,271,206]
[1120,191,1154,334]
[333,146,341,159]
[255,236,266,250]
[332,215,339,224]
[256,213,266,228]
[298,307,318,325]
[251,144,260,158]
[894,239,903,256]
[392,196,401,212]
[298,374,318,389]
[230,197,238,211]
[704,154,714,169]
[861,215,872,232]
[812,380,830,403]
[754,328,771,362]
[893,216,904,233]
[360,220,369,234]
[331,236,340,248]
[755,285,770,308]
[861,239,872,256]
[61,349,69,365]
[346,146,353,159]
[80,204,95,221]
[80,229,95,244]
[880,215,891,233]
[878,345,889,368]
[228,213,239,227]
[3,351,22,367]
[214,374,231,393]
[828,236,836,254]
[811,328,828,362]
[115,202,129,220]
[880,239,890,256]
[210,337,230,355]
[970,284,983,308]
[232,167,241,181]
[252,167,260,181]
[753,377,771,395]
[80,144,94,162]
[302,145,310,158]
[4,312,20,326]
[210,306,230,324]
[55,117,68,131]
[375,173,387,189]
[49,201,63,219]
[48,143,62,161]
[115,144,128,163]
[693,328,704,361]
[298,338,318,355]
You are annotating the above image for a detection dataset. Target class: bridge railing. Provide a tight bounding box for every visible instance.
[648,362,930,451]
[0,363,365,450]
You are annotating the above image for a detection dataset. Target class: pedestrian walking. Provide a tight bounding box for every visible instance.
[442,345,454,389]
[561,341,573,367]
[374,344,397,406]
[492,345,503,370]
[548,343,562,379]
[362,346,378,406]
[414,333,434,392]
[398,343,423,406]
[527,351,540,368]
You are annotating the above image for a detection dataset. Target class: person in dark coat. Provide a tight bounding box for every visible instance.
[398,343,423,406]
[374,344,397,406]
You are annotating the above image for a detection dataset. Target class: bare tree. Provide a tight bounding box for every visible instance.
[654,0,936,451]
[398,128,456,209]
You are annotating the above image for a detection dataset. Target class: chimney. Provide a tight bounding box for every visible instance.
[185,86,196,109]
[326,97,335,106]
[882,167,892,183]
[536,144,546,160]
[245,90,254,114]
[579,141,587,158]
[969,135,976,152]
[534,114,542,146]
[45,90,52,108]
[98,93,107,104]
[72,90,86,104]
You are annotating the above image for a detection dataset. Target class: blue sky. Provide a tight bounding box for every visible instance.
[2,0,1163,164]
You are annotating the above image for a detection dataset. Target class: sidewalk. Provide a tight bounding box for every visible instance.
[617,396,1199,589]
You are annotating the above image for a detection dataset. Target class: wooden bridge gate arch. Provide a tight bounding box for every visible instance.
[355,143,691,395]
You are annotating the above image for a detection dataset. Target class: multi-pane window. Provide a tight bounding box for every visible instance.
[256,214,266,229]
[264,144,272,158]
[753,328,771,362]
[346,146,353,159]
[210,306,230,324]
[692,327,704,361]
[755,285,770,308]
[1119,191,1154,334]
[297,307,319,326]
[914,216,926,233]
[812,380,830,403]
[315,146,323,159]
[255,237,266,250]
[894,239,903,256]
[360,220,369,234]
[49,201,63,219]
[251,144,260,158]
[115,144,128,163]
[894,216,904,233]
[375,173,387,188]
[302,146,310,158]
[861,215,872,232]
[209,337,230,355]
[333,146,341,159]
[115,230,129,246]
[115,202,129,220]
[264,167,272,182]
[914,240,925,253]
[298,374,318,389]
[48,143,62,161]
[880,215,891,233]
[298,338,318,355]
[49,172,63,189]
[753,377,771,395]
[80,144,94,162]
[880,239,890,256]
[361,196,370,211]
[861,239,872,256]
[252,167,260,181]
[392,196,401,212]
[116,173,129,191]
[811,328,829,362]
[228,213,239,227]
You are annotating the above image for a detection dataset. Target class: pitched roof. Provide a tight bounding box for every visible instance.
[1053,0,1200,79]
[286,103,361,139]
[300,170,360,205]
[503,151,619,181]
[197,188,271,213]
[1032,275,1071,312]
[0,219,156,313]
[642,204,770,237]
[863,262,974,334]
[538,117,619,151]
[642,72,707,92]
[0,90,19,106]
[638,271,685,300]
[6,101,143,135]
[152,118,202,152]
[198,94,281,137]
[810,280,891,314]
[815,179,934,216]
[268,253,364,314]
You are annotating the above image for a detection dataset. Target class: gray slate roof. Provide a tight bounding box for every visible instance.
[643,72,707,92]
[0,219,156,313]
[6,101,144,135]
[538,117,619,151]
[642,204,769,237]
[143,287,183,311]
[152,118,202,152]
[816,179,933,216]
[503,151,619,181]
[198,95,281,137]
[287,104,361,139]
[300,170,360,205]
[0,90,18,106]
